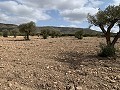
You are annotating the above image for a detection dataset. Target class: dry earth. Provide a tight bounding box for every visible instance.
[0,36,119,90]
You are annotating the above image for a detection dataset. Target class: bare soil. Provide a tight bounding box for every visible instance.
[0,36,119,90]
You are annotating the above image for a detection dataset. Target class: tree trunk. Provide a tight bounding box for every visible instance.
[26,33,29,40]
[13,33,16,38]
[111,32,120,47]
[105,32,111,46]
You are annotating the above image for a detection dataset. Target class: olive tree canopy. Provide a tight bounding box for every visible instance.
[18,21,36,40]
[88,5,120,47]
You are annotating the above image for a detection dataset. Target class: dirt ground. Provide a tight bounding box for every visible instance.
[0,36,119,90]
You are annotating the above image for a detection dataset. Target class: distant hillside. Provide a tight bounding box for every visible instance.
[0,23,101,36]
[0,23,17,31]
[36,26,101,36]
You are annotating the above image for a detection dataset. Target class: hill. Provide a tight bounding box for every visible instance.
[0,23,101,36]
[0,23,17,31]
[36,26,101,36]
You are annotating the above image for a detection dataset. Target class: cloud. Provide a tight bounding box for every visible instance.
[112,0,120,5]
[60,7,99,23]
[0,0,105,24]
[91,25,119,33]
[111,26,119,33]
[90,26,101,32]
[60,24,79,28]
[0,1,50,24]
[87,0,104,7]
[17,0,103,23]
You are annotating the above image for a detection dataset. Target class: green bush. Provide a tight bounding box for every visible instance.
[36,32,40,37]
[41,29,50,39]
[0,32,2,36]
[2,29,9,37]
[75,30,83,39]
[10,28,19,38]
[50,29,56,38]
[98,43,116,57]
[50,30,61,38]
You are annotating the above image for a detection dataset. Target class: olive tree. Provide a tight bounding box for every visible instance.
[75,30,83,39]
[11,28,19,38]
[50,29,61,38]
[18,21,36,40]
[87,5,120,56]
[2,29,9,37]
[41,27,50,39]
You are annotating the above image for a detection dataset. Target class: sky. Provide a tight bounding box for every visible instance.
[0,0,120,32]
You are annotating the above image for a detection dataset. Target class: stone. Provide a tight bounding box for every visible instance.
[76,86,83,90]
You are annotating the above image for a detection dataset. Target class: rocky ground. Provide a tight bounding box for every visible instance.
[0,36,119,90]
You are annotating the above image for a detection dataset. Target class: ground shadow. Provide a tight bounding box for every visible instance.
[55,51,88,69]
[54,51,118,70]
[8,39,30,41]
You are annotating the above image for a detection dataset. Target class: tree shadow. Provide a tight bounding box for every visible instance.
[54,51,116,70]
[55,51,86,70]
[8,39,30,41]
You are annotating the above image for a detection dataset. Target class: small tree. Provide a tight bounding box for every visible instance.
[41,28,50,39]
[36,32,40,37]
[18,21,36,40]
[87,5,120,57]
[11,28,19,38]
[50,29,61,38]
[50,29,56,38]
[2,29,9,37]
[75,30,83,39]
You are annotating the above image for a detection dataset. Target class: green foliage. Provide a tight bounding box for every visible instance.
[87,5,120,26]
[36,32,40,37]
[98,43,116,57]
[75,30,83,39]
[0,32,2,36]
[10,28,19,38]
[41,28,50,39]
[88,5,120,57]
[2,29,9,37]
[18,21,36,40]
[50,29,61,38]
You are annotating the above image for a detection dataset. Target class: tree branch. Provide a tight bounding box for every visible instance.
[111,31,120,46]
[107,19,118,33]
[99,24,106,34]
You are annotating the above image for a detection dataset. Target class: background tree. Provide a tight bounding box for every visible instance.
[75,30,83,39]
[18,21,36,40]
[41,27,50,39]
[87,5,120,57]
[50,28,61,38]
[11,28,19,38]
[2,29,9,37]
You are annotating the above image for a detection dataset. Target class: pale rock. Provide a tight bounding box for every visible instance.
[76,86,82,90]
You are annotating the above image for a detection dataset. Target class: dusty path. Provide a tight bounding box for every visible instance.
[0,36,119,90]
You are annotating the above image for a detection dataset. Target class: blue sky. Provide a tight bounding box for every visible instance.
[0,0,119,31]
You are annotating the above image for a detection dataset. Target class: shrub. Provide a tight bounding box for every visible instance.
[98,43,116,57]
[10,28,19,38]
[36,32,40,37]
[41,28,50,39]
[18,21,36,40]
[75,30,83,39]
[2,29,9,37]
[55,30,61,37]
[50,30,61,38]
[50,29,56,38]
[0,32,2,36]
